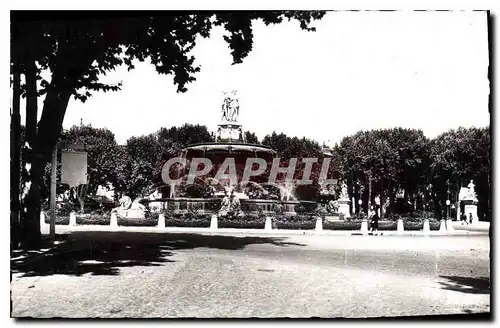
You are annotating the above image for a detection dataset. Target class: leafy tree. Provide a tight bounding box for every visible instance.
[337,128,430,217]
[122,134,162,199]
[262,131,329,200]
[430,127,490,220]
[11,11,324,248]
[158,124,213,148]
[244,131,259,144]
[58,125,122,212]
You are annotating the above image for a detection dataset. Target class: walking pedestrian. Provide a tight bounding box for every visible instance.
[368,205,379,235]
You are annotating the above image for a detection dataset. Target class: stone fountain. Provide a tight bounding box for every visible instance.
[143,90,301,217]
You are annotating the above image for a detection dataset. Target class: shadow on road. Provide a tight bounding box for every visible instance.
[11,232,305,278]
[438,275,490,294]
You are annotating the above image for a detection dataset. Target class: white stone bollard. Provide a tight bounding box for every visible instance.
[210,214,218,230]
[69,212,77,226]
[40,211,46,226]
[315,217,323,232]
[423,219,430,235]
[446,219,454,231]
[439,219,446,232]
[157,213,165,229]
[264,217,273,231]
[397,219,404,234]
[110,212,118,228]
[360,219,368,235]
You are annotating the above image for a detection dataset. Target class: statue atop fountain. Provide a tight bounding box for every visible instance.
[217,90,244,142]
[221,90,239,123]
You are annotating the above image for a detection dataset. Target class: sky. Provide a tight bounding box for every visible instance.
[20,10,490,146]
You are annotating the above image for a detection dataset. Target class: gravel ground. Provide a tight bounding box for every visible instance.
[11,232,490,318]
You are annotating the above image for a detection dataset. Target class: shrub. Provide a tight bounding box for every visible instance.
[347,213,367,222]
[323,220,362,230]
[43,213,70,225]
[299,201,318,213]
[218,214,266,229]
[164,212,212,228]
[118,217,158,227]
[273,214,316,230]
[76,214,111,225]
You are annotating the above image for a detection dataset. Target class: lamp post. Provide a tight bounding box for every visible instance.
[358,199,362,214]
[446,199,451,219]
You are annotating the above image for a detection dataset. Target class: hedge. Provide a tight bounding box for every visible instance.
[76,214,111,225]
[322,219,441,231]
[218,215,266,229]
[323,220,362,230]
[272,215,317,230]
[44,214,70,225]
[163,213,212,228]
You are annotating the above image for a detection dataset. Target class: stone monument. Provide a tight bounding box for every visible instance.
[337,180,351,218]
[461,180,479,224]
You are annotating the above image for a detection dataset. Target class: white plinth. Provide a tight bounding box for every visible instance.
[265,217,273,231]
[464,204,479,224]
[397,219,404,233]
[337,199,351,218]
[69,212,77,226]
[439,220,446,232]
[40,212,46,226]
[315,217,323,231]
[110,212,118,228]
[360,219,368,235]
[423,219,430,234]
[157,213,165,228]
[210,215,218,229]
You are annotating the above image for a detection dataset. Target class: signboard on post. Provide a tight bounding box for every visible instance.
[61,150,88,187]
[49,144,88,240]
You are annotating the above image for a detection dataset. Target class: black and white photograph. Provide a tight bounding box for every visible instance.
[9,6,492,319]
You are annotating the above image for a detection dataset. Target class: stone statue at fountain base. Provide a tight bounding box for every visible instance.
[114,195,147,219]
[218,189,243,218]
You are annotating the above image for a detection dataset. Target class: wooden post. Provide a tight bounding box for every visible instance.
[49,146,57,239]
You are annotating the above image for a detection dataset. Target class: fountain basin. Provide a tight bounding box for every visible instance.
[144,198,299,215]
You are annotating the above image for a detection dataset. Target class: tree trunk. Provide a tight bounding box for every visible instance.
[20,61,42,249]
[76,184,86,214]
[380,179,385,219]
[21,155,44,249]
[368,173,372,208]
[21,83,71,249]
[11,63,21,250]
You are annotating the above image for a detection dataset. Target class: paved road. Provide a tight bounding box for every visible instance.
[11,232,490,318]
